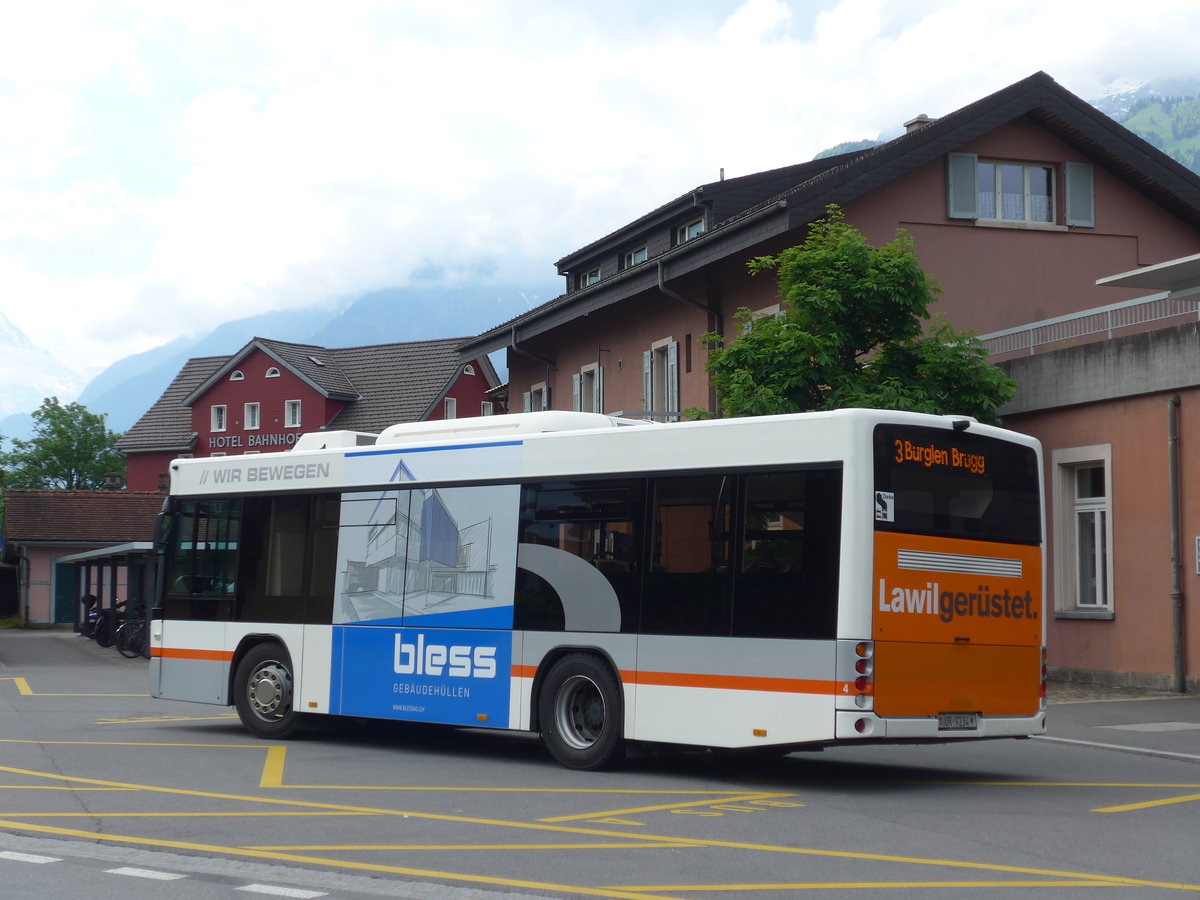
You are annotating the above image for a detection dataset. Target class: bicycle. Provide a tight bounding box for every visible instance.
[115,604,148,659]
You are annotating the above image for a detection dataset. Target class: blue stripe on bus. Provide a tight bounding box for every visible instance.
[347,440,523,458]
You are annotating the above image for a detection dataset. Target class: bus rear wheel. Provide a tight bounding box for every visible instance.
[539,654,624,770]
[234,643,300,739]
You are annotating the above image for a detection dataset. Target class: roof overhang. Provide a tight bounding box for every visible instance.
[1098,252,1200,300]
[58,542,155,565]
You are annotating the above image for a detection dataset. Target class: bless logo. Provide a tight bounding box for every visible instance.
[393,632,497,679]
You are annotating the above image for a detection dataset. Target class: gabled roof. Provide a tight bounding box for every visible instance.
[115,356,224,453]
[116,337,495,453]
[3,490,163,543]
[461,71,1200,357]
[182,337,361,405]
[324,337,492,433]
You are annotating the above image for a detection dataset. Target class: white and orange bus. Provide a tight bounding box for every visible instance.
[150,408,1045,769]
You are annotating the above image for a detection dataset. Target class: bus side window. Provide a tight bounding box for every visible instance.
[515,480,643,632]
[641,475,733,637]
[732,468,841,640]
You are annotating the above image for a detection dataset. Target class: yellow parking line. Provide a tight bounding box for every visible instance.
[610,880,1121,891]
[0,819,681,900]
[1,762,1196,894]
[540,793,799,823]
[0,677,141,697]
[249,843,692,851]
[1094,793,1200,814]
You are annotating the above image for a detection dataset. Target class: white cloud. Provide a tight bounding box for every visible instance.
[1,0,1200,377]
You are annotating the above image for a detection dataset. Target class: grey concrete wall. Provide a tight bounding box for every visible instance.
[1000,321,1200,415]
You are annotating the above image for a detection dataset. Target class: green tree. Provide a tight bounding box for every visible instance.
[700,206,1015,423]
[0,398,125,491]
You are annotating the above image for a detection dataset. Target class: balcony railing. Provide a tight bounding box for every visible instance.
[980,292,1200,358]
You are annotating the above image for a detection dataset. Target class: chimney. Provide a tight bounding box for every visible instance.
[102,473,123,490]
[904,114,936,134]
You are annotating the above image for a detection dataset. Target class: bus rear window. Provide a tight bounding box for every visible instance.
[873,425,1041,545]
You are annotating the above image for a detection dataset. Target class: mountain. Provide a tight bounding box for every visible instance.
[0,311,86,441]
[74,281,553,435]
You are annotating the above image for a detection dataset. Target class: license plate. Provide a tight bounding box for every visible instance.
[937,712,979,731]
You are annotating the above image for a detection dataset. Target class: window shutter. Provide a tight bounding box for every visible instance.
[666,341,679,421]
[522,391,532,413]
[1065,162,1095,227]
[643,350,653,414]
[540,385,550,410]
[947,152,979,219]
[594,366,604,414]
[571,374,582,411]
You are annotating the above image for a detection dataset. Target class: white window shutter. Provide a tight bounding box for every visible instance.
[594,366,604,414]
[1065,162,1095,227]
[522,391,532,413]
[947,152,979,219]
[666,341,679,420]
[571,373,582,411]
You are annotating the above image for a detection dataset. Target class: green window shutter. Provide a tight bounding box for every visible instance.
[947,153,979,219]
[1065,162,1095,227]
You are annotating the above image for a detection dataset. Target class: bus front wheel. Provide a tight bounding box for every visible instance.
[539,654,624,770]
[234,643,300,739]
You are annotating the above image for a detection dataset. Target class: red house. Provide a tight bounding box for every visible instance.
[117,336,501,492]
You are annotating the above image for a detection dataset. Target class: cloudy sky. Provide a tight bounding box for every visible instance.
[3,0,1200,379]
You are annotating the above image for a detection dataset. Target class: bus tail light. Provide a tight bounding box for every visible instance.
[1039,647,1048,706]
[852,641,874,707]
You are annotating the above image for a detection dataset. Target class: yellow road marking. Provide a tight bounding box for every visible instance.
[1094,793,1200,814]
[540,793,799,823]
[0,811,376,818]
[589,818,646,826]
[1,763,1196,893]
[0,819,682,900]
[0,677,141,697]
[610,881,1121,891]
[249,843,691,851]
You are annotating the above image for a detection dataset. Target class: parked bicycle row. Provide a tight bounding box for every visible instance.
[80,595,149,658]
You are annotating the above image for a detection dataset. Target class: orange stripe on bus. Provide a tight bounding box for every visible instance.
[152,648,234,662]
[511,665,835,696]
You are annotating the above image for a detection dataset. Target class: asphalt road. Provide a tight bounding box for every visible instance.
[1,628,1198,899]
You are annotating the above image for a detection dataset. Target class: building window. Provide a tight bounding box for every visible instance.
[674,218,704,246]
[948,153,1094,227]
[481,401,494,416]
[977,161,1053,222]
[266,367,281,378]
[523,382,550,412]
[581,268,600,288]
[463,364,475,376]
[285,400,302,428]
[230,370,244,381]
[642,339,679,422]
[1053,446,1113,618]
[244,402,260,430]
[572,364,604,413]
[211,405,227,432]
[210,452,226,458]
[444,397,457,419]
[622,246,648,269]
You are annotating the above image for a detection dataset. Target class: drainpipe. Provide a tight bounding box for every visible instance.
[1168,396,1187,693]
[656,260,723,416]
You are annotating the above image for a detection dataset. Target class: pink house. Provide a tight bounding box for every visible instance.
[461,72,1200,690]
